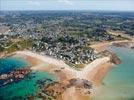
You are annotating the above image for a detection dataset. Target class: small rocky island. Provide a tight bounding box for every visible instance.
[0,68,31,87]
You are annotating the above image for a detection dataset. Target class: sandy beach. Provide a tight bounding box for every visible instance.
[15,50,114,99]
[90,40,133,53]
[16,51,111,83]
[14,39,134,100]
[15,50,114,100]
[16,51,76,83]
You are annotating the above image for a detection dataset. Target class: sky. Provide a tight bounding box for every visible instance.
[0,0,134,11]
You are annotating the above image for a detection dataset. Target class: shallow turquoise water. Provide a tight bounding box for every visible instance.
[0,56,56,100]
[0,56,31,74]
[94,47,134,100]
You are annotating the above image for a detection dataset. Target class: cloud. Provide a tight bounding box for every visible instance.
[27,1,40,6]
[58,0,73,6]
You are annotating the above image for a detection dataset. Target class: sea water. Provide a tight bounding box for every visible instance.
[0,56,56,100]
[94,46,134,100]
[0,56,30,74]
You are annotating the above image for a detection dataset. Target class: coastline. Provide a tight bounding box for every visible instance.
[15,50,113,100]
[90,40,134,53]
[92,42,134,100]
[1,39,133,100]
[0,52,16,59]
[16,51,112,84]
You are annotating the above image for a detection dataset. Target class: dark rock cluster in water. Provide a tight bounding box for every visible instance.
[99,50,121,65]
[0,68,31,87]
[131,46,134,49]
[110,53,121,65]
[36,78,54,89]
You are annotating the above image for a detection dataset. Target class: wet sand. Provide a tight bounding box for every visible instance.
[87,62,113,85]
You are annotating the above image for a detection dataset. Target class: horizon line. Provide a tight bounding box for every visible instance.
[0,10,134,13]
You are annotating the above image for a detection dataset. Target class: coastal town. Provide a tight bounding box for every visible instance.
[0,11,134,100]
[0,11,133,67]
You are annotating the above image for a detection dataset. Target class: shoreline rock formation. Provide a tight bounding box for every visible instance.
[110,53,121,65]
[0,68,31,87]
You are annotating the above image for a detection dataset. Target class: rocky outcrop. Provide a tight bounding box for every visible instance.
[0,68,31,87]
[112,42,128,47]
[110,53,121,65]
[68,78,92,89]
[99,50,121,65]
[131,46,134,49]
[112,41,134,49]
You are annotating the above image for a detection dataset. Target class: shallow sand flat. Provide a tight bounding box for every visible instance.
[79,57,110,79]
[87,63,113,85]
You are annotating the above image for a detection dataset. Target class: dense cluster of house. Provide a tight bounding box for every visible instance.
[32,33,97,66]
[1,11,133,66]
